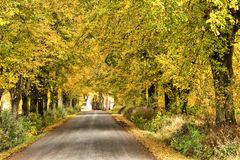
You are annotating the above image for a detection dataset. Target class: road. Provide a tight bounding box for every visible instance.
[9,111,155,160]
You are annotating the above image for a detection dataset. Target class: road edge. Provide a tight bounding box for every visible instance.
[111,113,193,160]
[0,115,76,160]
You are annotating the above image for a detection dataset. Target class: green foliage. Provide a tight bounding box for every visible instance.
[0,107,79,152]
[0,128,11,151]
[0,111,26,151]
[169,123,240,159]
[130,111,147,129]
[27,113,44,132]
[143,112,162,132]
[65,107,75,115]
[124,106,157,130]
[43,108,63,126]
[65,104,81,115]
[170,123,208,158]
[73,105,82,113]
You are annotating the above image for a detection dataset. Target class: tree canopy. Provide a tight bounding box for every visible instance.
[0,0,240,125]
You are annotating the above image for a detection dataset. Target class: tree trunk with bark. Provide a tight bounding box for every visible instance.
[10,75,23,117]
[0,89,4,112]
[22,78,31,116]
[178,89,190,114]
[50,87,58,109]
[30,84,38,113]
[163,82,177,112]
[22,93,30,116]
[210,29,237,125]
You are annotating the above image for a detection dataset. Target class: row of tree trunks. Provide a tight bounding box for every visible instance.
[163,81,190,114]
[6,76,66,117]
[63,91,72,107]
[62,91,80,108]
[22,82,49,116]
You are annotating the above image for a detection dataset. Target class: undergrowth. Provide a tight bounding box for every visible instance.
[0,106,81,152]
[122,106,240,160]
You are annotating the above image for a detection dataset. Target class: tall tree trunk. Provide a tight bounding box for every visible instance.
[0,89,4,112]
[22,93,30,116]
[145,85,149,107]
[38,90,48,116]
[178,89,190,114]
[42,92,48,112]
[10,75,23,117]
[58,88,63,108]
[10,89,21,117]
[38,97,44,116]
[163,81,177,113]
[22,79,31,116]
[98,93,104,109]
[30,85,38,113]
[0,89,3,101]
[148,84,157,108]
[69,98,73,108]
[210,32,237,125]
[50,87,58,109]
[63,91,73,108]
[72,98,78,108]
[164,92,171,112]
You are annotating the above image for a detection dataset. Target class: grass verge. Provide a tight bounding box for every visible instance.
[0,115,76,160]
[111,113,194,160]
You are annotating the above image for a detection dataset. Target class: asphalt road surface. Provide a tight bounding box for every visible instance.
[9,111,155,160]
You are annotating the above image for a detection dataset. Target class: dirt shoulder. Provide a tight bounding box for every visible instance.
[111,114,195,160]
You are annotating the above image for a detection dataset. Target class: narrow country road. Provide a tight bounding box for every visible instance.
[9,111,155,160]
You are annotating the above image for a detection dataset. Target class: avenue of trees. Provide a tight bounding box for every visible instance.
[68,0,240,126]
[0,0,84,116]
[0,0,240,149]
[0,0,240,125]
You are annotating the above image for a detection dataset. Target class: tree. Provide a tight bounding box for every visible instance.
[205,0,240,125]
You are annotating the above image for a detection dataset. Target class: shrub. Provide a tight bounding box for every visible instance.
[0,128,11,151]
[27,113,43,132]
[65,105,81,115]
[43,109,55,126]
[54,107,65,120]
[123,107,135,119]
[73,104,82,113]
[0,111,26,151]
[20,113,47,136]
[170,123,209,159]
[66,107,75,115]
[143,112,162,132]
[130,111,147,129]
